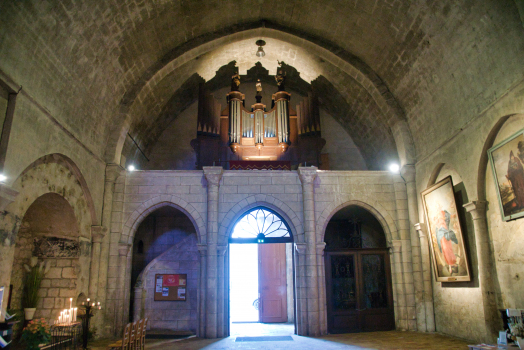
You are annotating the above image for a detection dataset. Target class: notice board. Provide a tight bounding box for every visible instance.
[154,274,187,301]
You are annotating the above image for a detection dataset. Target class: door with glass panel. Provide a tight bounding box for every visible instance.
[325,250,394,333]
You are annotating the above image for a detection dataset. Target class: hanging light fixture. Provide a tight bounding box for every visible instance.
[255,40,266,57]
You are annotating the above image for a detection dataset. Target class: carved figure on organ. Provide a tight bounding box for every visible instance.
[231,73,241,91]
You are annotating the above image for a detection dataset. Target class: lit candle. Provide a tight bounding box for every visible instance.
[92,303,95,307]
[69,298,72,309]
[73,308,77,322]
[87,298,90,302]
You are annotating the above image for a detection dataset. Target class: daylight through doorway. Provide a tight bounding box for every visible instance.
[229,243,259,323]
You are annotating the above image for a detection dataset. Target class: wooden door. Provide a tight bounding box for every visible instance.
[325,250,394,333]
[258,243,288,323]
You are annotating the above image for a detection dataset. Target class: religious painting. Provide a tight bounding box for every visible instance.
[421,177,471,282]
[488,129,524,221]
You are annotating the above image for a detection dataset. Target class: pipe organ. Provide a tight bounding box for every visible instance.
[192,67,326,169]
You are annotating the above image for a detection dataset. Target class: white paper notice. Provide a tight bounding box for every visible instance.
[162,287,169,297]
[155,285,162,293]
[178,288,186,299]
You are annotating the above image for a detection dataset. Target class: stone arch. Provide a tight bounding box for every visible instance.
[218,194,304,245]
[7,153,94,242]
[121,195,206,245]
[317,198,397,246]
[105,24,411,165]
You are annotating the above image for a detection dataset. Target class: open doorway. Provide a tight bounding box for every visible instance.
[228,208,295,337]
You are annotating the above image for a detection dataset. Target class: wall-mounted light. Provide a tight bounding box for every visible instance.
[255,40,266,58]
[0,174,7,182]
[128,165,136,172]
[389,164,400,173]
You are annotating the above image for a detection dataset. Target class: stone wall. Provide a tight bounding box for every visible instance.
[136,234,199,332]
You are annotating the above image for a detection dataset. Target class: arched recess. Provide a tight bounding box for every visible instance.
[317,199,397,246]
[120,196,206,245]
[104,24,413,167]
[218,194,304,245]
[128,206,200,334]
[11,193,84,325]
[478,113,524,309]
[425,162,484,340]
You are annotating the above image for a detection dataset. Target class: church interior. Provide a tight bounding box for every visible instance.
[1,1,524,349]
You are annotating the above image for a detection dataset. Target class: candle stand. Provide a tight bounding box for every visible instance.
[77,298,101,350]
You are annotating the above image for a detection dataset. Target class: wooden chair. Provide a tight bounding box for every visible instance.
[140,318,148,350]
[134,319,143,350]
[128,321,136,350]
[108,322,131,350]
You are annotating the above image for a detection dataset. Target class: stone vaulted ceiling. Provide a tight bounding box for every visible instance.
[1,0,523,169]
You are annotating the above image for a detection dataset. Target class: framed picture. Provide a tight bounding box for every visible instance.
[488,128,524,221]
[421,176,471,282]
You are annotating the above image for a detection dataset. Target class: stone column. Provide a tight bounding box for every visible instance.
[298,166,320,336]
[88,226,105,298]
[294,243,307,336]
[392,240,408,330]
[401,165,426,331]
[203,166,223,338]
[0,185,18,323]
[316,242,327,335]
[133,278,143,322]
[116,243,131,336]
[414,223,435,332]
[197,244,207,338]
[463,201,501,342]
[217,244,228,338]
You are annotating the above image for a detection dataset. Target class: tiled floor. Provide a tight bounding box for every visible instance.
[88,323,474,350]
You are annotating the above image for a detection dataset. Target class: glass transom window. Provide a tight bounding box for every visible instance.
[230,208,292,243]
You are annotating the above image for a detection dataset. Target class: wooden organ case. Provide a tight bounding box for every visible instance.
[192,68,326,169]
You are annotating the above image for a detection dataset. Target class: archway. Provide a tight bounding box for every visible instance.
[323,204,394,333]
[227,207,295,337]
[11,193,82,329]
[129,205,200,336]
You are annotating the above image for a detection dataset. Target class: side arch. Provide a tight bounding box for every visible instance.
[121,195,206,245]
[316,198,398,246]
[218,194,304,245]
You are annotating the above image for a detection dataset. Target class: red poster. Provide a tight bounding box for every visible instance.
[163,274,179,286]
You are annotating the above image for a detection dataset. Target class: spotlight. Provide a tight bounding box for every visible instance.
[0,174,6,182]
[128,165,136,172]
[255,39,266,57]
[389,164,400,173]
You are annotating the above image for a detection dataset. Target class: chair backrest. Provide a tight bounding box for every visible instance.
[141,318,148,347]
[122,323,132,350]
[135,319,143,349]
[129,321,137,347]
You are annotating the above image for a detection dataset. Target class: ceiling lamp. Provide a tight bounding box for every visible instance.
[255,40,266,57]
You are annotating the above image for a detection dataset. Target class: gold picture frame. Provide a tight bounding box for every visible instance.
[421,176,471,282]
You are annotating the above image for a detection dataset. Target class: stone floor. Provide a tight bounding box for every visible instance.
[88,323,474,349]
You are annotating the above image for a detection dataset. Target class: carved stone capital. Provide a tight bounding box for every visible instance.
[316,242,326,256]
[0,183,18,212]
[295,243,307,255]
[106,163,125,183]
[298,166,318,185]
[463,200,487,220]
[118,243,131,257]
[197,244,208,256]
[400,164,416,183]
[391,240,402,253]
[414,223,427,238]
[217,244,228,256]
[91,226,106,243]
[203,166,223,186]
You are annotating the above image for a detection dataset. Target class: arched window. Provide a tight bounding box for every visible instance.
[230,207,292,243]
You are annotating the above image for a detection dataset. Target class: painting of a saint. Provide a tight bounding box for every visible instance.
[488,129,524,221]
[421,176,471,282]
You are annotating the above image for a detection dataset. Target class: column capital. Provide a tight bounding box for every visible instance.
[400,164,416,183]
[217,244,228,256]
[316,242,326,255]
[91,225,106,243]
[106,163,125,183]
[391,240,402,253]
[118,243,131,256]
[297,166,318,185]
[295,243,307,255]
[414,223,427,238]
[203,166,223,186]
[0,183,18,212]
[463,200,487,220]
